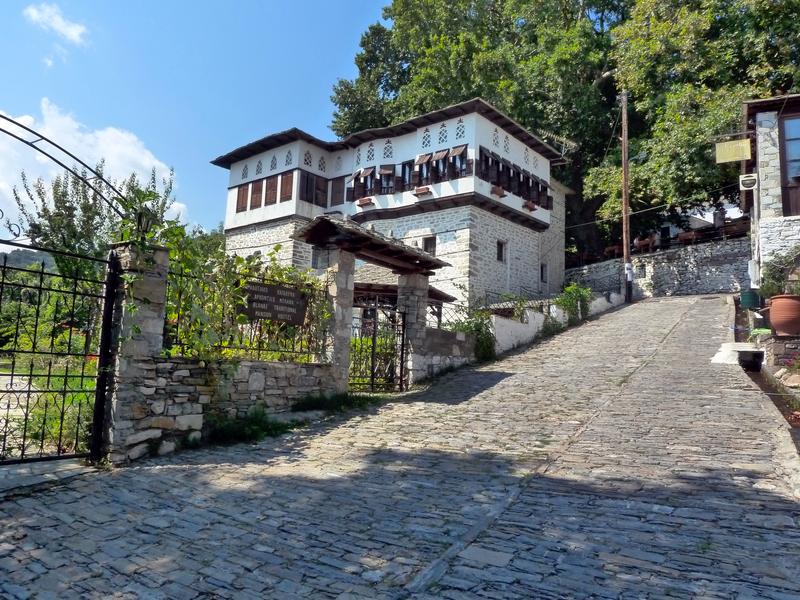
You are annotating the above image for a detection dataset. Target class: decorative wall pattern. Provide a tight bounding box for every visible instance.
[270,155,277,171]
[285,150,293,166]
[383,139,393,159]
[422,128,432,149]
[456,118,465,140]
[303,150,313,167]
[241,164,248,180]
[438,123,448,145]
[256,160,263,175]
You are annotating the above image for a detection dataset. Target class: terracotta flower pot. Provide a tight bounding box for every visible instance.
[769,295,800,336]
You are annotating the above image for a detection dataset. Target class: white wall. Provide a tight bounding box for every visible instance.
[473,114,550,182]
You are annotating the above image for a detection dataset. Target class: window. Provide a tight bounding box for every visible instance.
[303,150,313,167]
[280,171,293,201]
[540,263,548,283]
[455,118,465,140]
[285,150,293,166]
[255,160,263,175]
[431,149,449,182]
[415,154,431,185]
[492,128,500,148]
[314,173,328,207]
[503,135,510,154]
[311,246,329,269]
[318,156,326,172]
[330,176,345,206]
[423,236,437,256]
[250,179,263,209]
[438,122,448,145]
[241,164,249,180]
[524,148,530,165]
[401,161,414,190]
[782,116,800,215]
[299,170,326,207]
[236,185,248,212]
[379,165,394,194]
[496,240,506,262]
[383,139,393,159]
[450,145,468,177]
[265,175,278,205]
[270,155,277,171]
[367,143,375,162]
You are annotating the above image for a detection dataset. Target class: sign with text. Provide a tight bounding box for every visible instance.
[715,138,751,163]
[245,283,308,325]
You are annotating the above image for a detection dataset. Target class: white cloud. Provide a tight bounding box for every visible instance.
[42,56,54,68]
[23,3,87,45]
[0,98,176,230]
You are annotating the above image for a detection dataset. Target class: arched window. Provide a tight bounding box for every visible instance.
[318,156,326,172]
[492,128,499,147]
[270,155,277,171]
[438,122,448,145]
[285,150,293,166]
[241,164,249,180]
[503,134,510,154]
[303,150,313,167]
[367,142,375,162]
[383,139,393,159]
[355,148,361,166]
[255,160,263,175]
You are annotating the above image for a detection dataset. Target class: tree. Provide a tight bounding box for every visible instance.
[10,165,174,279]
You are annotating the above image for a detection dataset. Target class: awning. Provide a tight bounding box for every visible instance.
[449,144,467,157]
[378,165,394,175]
[352,169,362,178]
[361,167,375,177]
[431,149,449,161]
[415,153,432,165]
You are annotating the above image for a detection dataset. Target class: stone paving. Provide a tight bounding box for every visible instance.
[1,296,799,599]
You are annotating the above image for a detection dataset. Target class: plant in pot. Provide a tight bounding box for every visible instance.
[759,247,800,336]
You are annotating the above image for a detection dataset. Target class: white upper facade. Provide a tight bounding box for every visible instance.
[214,99,564,232]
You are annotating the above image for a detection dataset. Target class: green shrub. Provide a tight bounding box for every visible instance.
[447,308,496,362]
[554,283,593,326]
[205,406,297,445]
[291,392,385,412]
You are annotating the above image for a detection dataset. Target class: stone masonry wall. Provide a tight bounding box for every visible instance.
[111,357,336,463]
[565,238,751,298]
[469,207,541,302]
[368,207,473,304]
[539,184,567,294]
[225,216,312,267]
[422,328,476,379]
[759,216,800,263]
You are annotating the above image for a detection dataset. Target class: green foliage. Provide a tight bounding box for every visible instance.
[291,392,386,413]
[334,0,800,253]
[758,245,800,298]
[540,314,566,338]
[554,282,593,325]
[204,406,299,445]
[446,306,497,362]
[162,226,332,359]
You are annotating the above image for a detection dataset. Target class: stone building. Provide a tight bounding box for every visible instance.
[212,98,571,304]
[744,94,800,280]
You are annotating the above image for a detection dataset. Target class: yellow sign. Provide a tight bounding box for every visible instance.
[715,139,751,163]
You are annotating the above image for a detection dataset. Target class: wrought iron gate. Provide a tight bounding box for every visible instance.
[349,299,406,392]
[0,239,119,464]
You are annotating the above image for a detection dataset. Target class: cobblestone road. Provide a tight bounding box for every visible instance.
[2,296,799,599]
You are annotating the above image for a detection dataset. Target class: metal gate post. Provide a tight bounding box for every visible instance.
[89,251,121,462]
[398,312,407,391]
[369,295,378,393]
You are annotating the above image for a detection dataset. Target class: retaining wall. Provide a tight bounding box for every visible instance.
[565,238,751,298]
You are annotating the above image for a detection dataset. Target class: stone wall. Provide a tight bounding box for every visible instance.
[762,335,800,369]
[422,328,476,379]
[368,207,473,303]
[110,357,336,463]
[565,238,751,298]
[225,215,313,267]
[759,216,800,263]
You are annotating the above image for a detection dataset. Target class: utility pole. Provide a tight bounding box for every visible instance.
[620,90,633,303]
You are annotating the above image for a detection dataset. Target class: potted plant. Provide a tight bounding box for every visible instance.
[759,247,800,336]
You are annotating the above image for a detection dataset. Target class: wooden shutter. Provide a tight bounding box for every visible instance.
[395,176,403,192]
[250,179,263,209]
[354,177,365,199]
[346,187,355,202]
[315,175,328,207]
[280,171,294,201]
[466,159,474,176]
[412,167,420,186]
[330,177,345,206]
[236,185,248,212]
[265,176,278,205]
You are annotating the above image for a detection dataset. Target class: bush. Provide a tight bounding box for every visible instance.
[554,283,593,326]
[205,407,297,445]
[291,392,385,412]
[448,308,496,362]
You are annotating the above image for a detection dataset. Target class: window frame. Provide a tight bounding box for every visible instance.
[496,240,507,263]
[540,262,548,283]
[422,236,437,256]
[236,184,249,213]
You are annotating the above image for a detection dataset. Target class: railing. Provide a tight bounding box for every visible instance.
[426,301,470,329]
[164,269,332,363]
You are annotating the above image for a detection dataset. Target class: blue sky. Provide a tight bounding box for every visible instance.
[0,1,386,229]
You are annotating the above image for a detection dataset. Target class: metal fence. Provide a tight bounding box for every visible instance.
[0,240,117,463]
[164,269,332,363]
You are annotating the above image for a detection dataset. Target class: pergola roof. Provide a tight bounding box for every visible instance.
[293,216,450,275]
[211,98,567,169]
[354,264,456,303]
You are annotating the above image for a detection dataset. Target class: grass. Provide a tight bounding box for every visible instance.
[204,407,299,445]
[291,392,387,413]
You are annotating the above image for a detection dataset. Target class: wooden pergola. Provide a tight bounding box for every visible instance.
[293,216,450,275]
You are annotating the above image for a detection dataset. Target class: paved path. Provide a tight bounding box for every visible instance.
[1,296,799,599]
